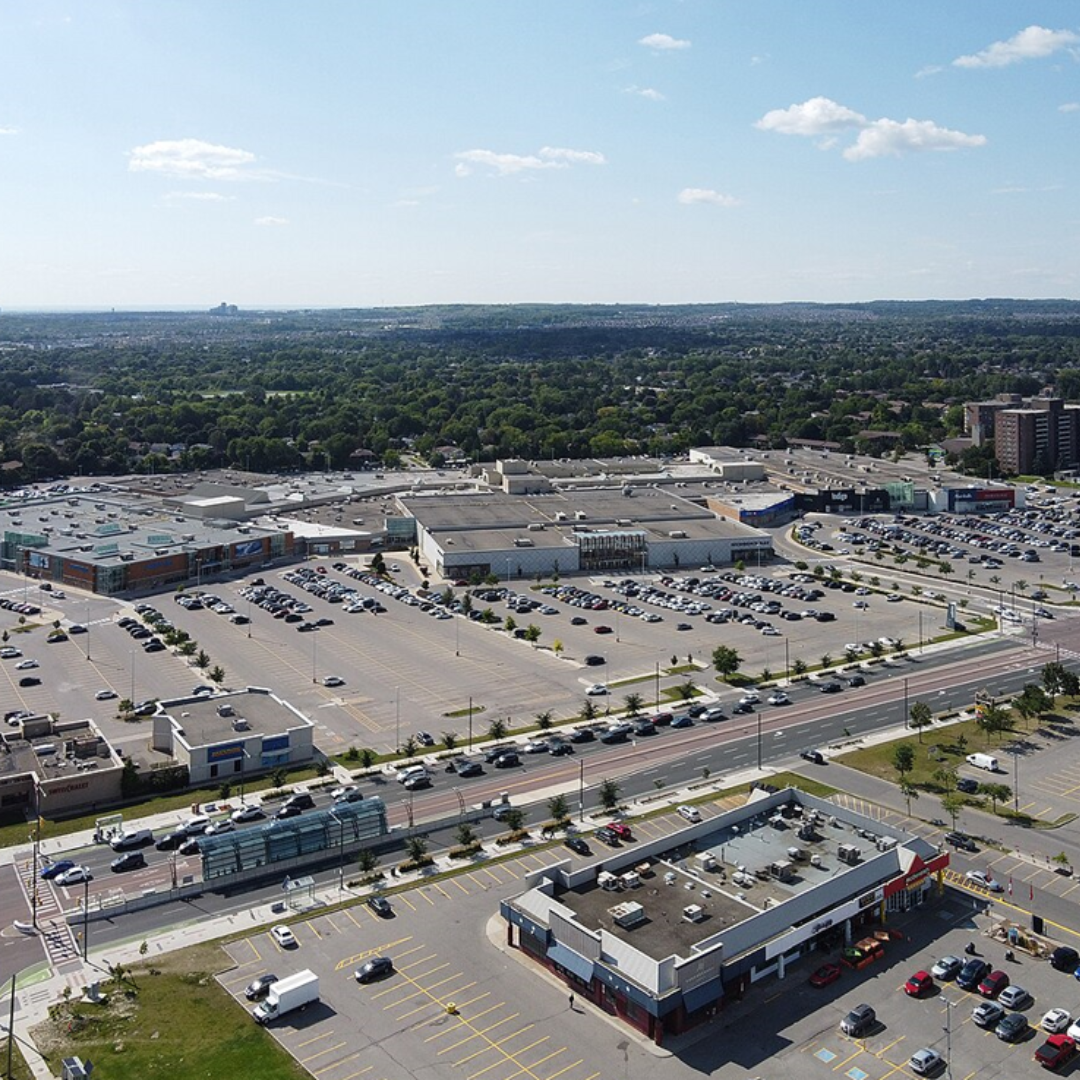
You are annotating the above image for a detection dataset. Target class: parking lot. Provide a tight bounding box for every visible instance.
[1,553,951,757]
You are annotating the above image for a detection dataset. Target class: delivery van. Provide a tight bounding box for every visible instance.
[966,752,998,772]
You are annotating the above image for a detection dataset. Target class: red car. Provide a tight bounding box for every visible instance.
[809,963,842,988]
[978,969,1010,998]
[593,625,613,634]
[1036,1034,1077,1070]
[904,971,934,997]
[605,822,633,841]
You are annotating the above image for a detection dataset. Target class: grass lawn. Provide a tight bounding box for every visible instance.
[31,944,308,1080]
[836,718,990,790]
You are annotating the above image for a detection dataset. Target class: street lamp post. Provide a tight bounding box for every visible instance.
[85,600,91,662]
[467,696,473,750]
[311,631,317,684]
[130,649,135,705]
[82,876,90,960]
[756,710,762,770]
[655,661,660,710]
[579,758,585,821]
[903,677,909,729]
[395,685,401,753]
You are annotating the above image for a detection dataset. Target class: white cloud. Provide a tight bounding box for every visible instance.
[953,25,1079,68]
[914,64,943,79]
[755,96,868,136]
[624,85,666,101]
[129,138,257,180]
[454,146,605,176]
[164,191,233,202]
[538,146,606,165]
[639,32,690,51]
[254,215,288,226]
[677,188,740,207]
[0,126,19,135]
[1060,102,1080,112]
[843,118,986,160]
[757,96,985,162]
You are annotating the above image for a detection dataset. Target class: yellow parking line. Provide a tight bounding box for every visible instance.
[315,1050,362,1075]
[431,881,453,901]
[468,872,491,889]
[496,1045,565,1080]
[399,952,439,971]
[439,1015,523,1055]
[481,867,507,883]
[425,975,476,996]
[305,921,323,939]
[298,1030,335,1049]
[543,1058,584,1080]
[878,1035,905,1056]
[334,1067,373,1080]
[398,894,417,911]
[833,1048,863,1071]
[468,1037,549,1078]
[325,915,342,934]
[577,1070,600,1080]
[243,937,261,961]
[303,1041,348,1065]
[417,889,436,906]
[451,877,471,894]
[342,908,365,930]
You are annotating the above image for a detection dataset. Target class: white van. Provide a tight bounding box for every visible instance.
[966,752,999,772]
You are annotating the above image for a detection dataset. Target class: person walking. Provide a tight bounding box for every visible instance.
[568,992,575,1010]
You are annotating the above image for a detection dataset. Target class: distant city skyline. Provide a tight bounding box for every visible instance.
[1,2,1078,308]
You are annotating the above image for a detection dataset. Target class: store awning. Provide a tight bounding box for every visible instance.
[548,944,594,983]
[681,978,722,1014]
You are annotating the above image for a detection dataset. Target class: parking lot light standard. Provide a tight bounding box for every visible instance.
[756,709,762,770]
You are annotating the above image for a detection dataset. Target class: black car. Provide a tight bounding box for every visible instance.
[847,674,866,687]
[244,973,279,1001]
[1050,946,1080,972]
[820,682,843,694]
[633,719,657,736]
[957,958,991,991]
[568,727,595,744]
[595,827,620,846]
[800,749,825,765]
[547,740,574,756]
[18,676,41,687]
[275,804,303,820]
[155,830,188,851]
[583,654,606,666]
[599,724,631,744]
[484,745,515,763]
[995,1012,1029,1042]
[355,956,394,983]
[687,704,707,718]
[367,895,393,918]
[565,836,590,856]
[944,831,977,852]
[732,701,754,714]
[110,850,146,873]
[492,751,520,769]
[451,759,483,777]
[956,777,979,794]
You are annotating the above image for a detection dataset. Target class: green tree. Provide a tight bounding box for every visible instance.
[1013,684,1051,729]
[580,699,599,723]
[209,664,225,684]
[623,692,644,718]
[501,807,526,833]
[271,767,288,788]
[455,822,478,848]
[899,779,919,817]
[195,649,210,669]
[792,658,808,676]
[535,710,554,732]
[524,624,541,647]
[357,848,379,877]
[979,782,1012,814]
[933,765,958,792]
[941,792,964,830]
[711,645,742,681]
[820,653,832,669]
[399,735,418,758]
[891,742,916,780]
[504,615,517,633]
[487,716,509,740]
[405,835,429,863]
[908,700,933,742]
[552,639,564,658]
[598,778,621,811]
[675,680,696,702]
[441,731,458,750]
[976,703,1011,746]
[547,793,570,824]
[1042,661,1067,702]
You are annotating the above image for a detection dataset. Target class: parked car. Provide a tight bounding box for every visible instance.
[944,832,977,851]
[800,749,825,765]
[605,822,632,841]
[966,869,1004,892]
[677,805,702,823]
[355,956,394,983]
[931,955,963,981]
[452,759,483,778]
[908,1048,943,1076]
[979,969,1011,998]
[1042,1008,1072,1035]
[564,836,590,856]
[809,963,842,988]
[973,1000,1006,1028]
[999,984,1031,1010]
[585,683,608,696]
[270,925,297,949]
[840,1003,876,1037]
[957,958,991,991]
[232,805,266,823]
[1051,947,1080,972]
[595,827,620,846]
[904,971,934,997]
[244,973,279,1001]
[996,1012,1030,1042]
[367,895,393,918]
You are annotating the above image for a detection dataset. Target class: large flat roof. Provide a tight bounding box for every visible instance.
[160,689,309,748]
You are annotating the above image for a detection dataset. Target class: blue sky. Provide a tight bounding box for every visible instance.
[1,1,1078,308]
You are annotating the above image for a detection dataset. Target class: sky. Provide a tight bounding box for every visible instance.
[1,1,1078,308]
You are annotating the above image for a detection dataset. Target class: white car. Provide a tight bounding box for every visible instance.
[322,675,345,688]
[767,692,789,706]
[739,691,760,705]
[677,805,702,823]
[56,865,92,887]
[15,659,39,670]
[965,869,1004,892]
[204,819,234,836]
[95,689,118,701]
[231,805,266,823]
[0,647,21,659]
[998,984,1031,1010]
[1042,1008,1071,1034]
[585,683,608,696]
[908,1048,942,1076]
[270,925,297,949]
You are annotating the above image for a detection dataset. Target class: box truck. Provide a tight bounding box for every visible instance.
[252,969,319,1024]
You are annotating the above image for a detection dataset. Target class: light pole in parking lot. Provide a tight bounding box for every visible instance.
[654,661,661,710]
[129,649,135,705]
[247,595,252,638]
[942,997,953,1080]
[395,685,401,752]
[85,600,91,662]
[311,631,317,684]
[903,677,909,729]
[579,758,585,821]
[756,710,762,770]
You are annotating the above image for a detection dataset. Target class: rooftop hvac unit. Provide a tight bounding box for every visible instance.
[615,518,631,526]
[669,530,688,539]
[574,510,587,520]
[609,901,646,928]
[527,522,545,531]
[513,537,534,547]
[555,511,568,521]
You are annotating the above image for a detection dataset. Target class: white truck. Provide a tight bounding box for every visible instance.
[252,969,319,1024]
